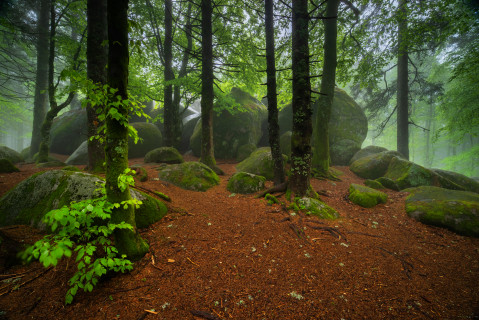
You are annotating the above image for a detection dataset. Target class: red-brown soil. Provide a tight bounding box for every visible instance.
[0,155,478,319]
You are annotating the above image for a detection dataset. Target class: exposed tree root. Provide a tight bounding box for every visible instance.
[255,181,288,198]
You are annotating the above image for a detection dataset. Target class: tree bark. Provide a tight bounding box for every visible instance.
[397,0,409,159]
[107,0,148,260]
[86,0,107,172]
[264,0,285,186]
[312,0,339,176]
[289,0,312,197]
[30,0,50,158]
[199,0,219,173]
[163,0,179,148]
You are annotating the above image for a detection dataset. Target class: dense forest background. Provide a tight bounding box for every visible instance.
[0,0,478,177]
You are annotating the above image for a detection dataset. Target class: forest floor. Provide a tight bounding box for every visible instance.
[0,154,478,320]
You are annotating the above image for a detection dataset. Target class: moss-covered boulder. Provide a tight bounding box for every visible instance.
[349,183,388,208]
[66,140,88,165]
[0,159,19,173]
[36,160,66,168]
[157,161,220,191]
[227,172,266,194]
[0,146,23,164]
[384,157,463,191]
[20,147,30,161]
[432,168,479,194]
[349,145,389,165]
[129,122,163,159]
[405,186,479,237]
[236,147,287,180]
[350,150,404,179]
[190,87,267,159]
[364,179,384,190]
[0,170,167,229]
[50,109,87,155]
[180,113,201,152]
[144,147,183,164]
[375,177,399,191]
[236,144,257,162]
[297,197,339,219]
[278,88,368,165]
[280,131,292,159]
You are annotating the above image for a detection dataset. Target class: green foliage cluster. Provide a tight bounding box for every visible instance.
[21,169,143,305]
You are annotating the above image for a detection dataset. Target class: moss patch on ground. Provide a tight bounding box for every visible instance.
[297,197,339,220]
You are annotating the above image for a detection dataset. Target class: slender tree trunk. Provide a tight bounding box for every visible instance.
[30,0,50,158]
[107,0,148,260]
[37,1,79,163]
[163,0,178,148]
[200,0,221,173]
[397,0,409,159]
[289,0,312,197]
[173,2,192,121]
[312,0,339,176]
[86,0,107,172]
[264,0,285,186]
[424,102,434,168]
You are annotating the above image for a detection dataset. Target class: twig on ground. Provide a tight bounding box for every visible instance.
[190,310,223,320]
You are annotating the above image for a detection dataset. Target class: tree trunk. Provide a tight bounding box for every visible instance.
[86,0,107,172]
[264,0,285,186]
[289,0,312,197]
[163,0,179,148]
[173,2,192,124]
[30,0,50,158]
[107,0,148,260]
[312,0,339,176]
[424,102,434,168]
[200,0,220,173]
[397,0,409,160]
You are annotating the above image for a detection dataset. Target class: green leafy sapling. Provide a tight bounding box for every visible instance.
[21,177,140,305]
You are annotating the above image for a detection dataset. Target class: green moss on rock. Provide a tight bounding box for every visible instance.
[405,186,479,237]
[144,147,183,164]
[384,157,463,191]
[349,183,388,208]
[364,179,384,189]
[433,168,479,194]
[236,147,287,180]
[50,109,87,155]
[157,161,220,191]
[297,197,339,220]
[227,172,266,194]
[350,151,404,180]
[129,122,163,159]
[0,146,23,164]
[0,159,19,173]
[375,177,399,191]
[0,170,167,229]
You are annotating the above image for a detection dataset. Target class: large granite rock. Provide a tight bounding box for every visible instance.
[144,147,183,164]
[227,172,266,194]
[433,168,479,194]
[66,140,88,165]
[0,146,23,164]
[190,87,267,159]
[50,109,87,155]
[0,170,167,229]
[129,122,163,159]
[405,186,479,237]
[278,87,368,165]
[349,183,388,208]
[157,162,220,192]
[350,151,404,180]
[236,147,287,180]
[384,157,463,191]
[0,159,19,173]
[349,145,389,165]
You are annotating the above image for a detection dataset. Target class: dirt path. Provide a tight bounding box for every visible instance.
[0,158,478,319]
